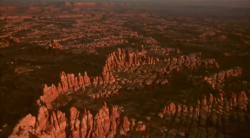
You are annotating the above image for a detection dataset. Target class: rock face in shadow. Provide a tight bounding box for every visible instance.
[10,104,146,138]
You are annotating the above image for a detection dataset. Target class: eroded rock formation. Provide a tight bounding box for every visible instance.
[10,104,146,138]
[8,47,250,138]
[39,48,220,108]
[39,69,116,108]
[204,67,243,91]
[159,91,249,120]
[158,91,249,137]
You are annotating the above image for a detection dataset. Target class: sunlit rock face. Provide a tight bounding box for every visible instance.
[10,104,146,138]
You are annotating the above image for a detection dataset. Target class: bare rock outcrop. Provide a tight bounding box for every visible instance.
[39,70,116,108]
[39,48,220,109]
[10,104,146,138]
[204,67,243,91]
[159,91,249,119]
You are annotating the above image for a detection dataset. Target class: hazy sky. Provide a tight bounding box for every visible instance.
[68,0,247,7]
[1,0,250,8]
[130,0,250,7]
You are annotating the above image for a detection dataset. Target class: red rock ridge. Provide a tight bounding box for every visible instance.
[10,104,146,138]
[39,48,158,108]
[159,91,249,119]
[204,67,243,91]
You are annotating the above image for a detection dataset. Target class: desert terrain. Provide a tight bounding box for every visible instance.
[0,1,250,138]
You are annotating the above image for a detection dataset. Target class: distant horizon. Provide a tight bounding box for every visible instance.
[0,0,250,8]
